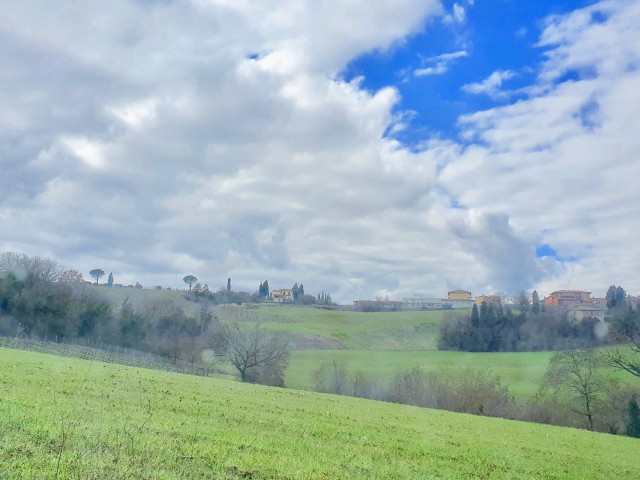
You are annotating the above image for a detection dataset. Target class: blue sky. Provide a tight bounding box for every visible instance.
[1,0,639,302]
[345,0,594,142]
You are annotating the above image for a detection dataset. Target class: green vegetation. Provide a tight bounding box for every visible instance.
[286,349,553,397]
[2,348,639,479]
[226,306,446,350]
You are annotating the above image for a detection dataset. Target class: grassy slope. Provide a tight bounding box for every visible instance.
[1,348,639,479]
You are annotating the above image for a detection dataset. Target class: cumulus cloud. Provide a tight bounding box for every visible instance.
[1,0,639,302]
[442,0,640,297]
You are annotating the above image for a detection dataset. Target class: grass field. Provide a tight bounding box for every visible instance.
[2,348,639,479]
[232,306,447,350]
[285,350,555,397]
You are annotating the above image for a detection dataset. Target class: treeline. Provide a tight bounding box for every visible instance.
[0,253,295,386]
[312,358,640,437]
[438,298,635,352]
[0,253,214,362]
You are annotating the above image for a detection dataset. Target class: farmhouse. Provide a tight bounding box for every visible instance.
[568,305,606,322]
[271,288,294,303]
[544,290,591,306]
[475,294,501,305]
[448,289,472,301]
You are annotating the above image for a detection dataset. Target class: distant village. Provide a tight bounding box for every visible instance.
[350,289,618,322]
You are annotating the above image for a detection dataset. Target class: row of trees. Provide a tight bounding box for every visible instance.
[439,300,607,352]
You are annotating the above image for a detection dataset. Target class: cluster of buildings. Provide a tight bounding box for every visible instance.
[354,290,476,311]
[354,289,617,321]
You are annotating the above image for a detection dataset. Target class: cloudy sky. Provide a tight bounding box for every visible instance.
[2,0,639,302]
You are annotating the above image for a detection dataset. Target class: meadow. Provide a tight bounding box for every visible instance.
[285,350,554,397]
[88,293,623,400]
[2,348,639,479]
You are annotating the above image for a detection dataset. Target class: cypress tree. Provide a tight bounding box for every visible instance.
[627,396,640,438]
[471,303,480,328]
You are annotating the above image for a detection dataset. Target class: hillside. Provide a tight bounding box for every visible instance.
[1,348,639,479]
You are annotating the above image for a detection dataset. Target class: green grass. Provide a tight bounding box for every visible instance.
[231,306,447,350]
[285,350,554,397]
[2,348,639,479]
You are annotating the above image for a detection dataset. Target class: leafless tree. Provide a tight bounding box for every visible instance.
[606,319,640,378]
[0,252,60,282]
[544,349,604,430]
[214,322,290,386]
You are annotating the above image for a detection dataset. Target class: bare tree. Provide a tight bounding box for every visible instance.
[0,252,60,282]
[544,349,604,430]
[606,315,640,378]
[607,343,640,378]
[59,269,85,283]
[89,269,105,285]
[214,322,290,386]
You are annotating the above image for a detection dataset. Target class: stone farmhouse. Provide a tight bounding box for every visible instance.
[271,288,294,303]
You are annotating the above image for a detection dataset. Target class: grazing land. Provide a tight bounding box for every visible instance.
[285,349,554,397]
[1,348,639,479]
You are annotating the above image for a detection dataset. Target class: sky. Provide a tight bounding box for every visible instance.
[1,0,640,303]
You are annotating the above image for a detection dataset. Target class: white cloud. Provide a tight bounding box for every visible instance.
[1,0,639,303]
[415,50,469,76]
[442,0,640,297]
[443,2,472,25]
[462,70,516,98]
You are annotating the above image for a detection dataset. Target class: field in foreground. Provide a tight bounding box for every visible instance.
[1,348,639,479]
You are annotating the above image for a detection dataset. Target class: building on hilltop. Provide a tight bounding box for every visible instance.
[353,299,403,311]
[568,305,606,322]
[271,288,294,303]
[544,290,591,307]
[475,294,501,306]
[402,297,475,310]
[448,289,472,301]
[402,298,446,310]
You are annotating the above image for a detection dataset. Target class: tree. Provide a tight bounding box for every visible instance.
[532,290,540,315]
[515,290,530,316]
[258,280,269,298]
[544,349,604,430]
[89,269,105,285]
[627,396,640,438]
[59,269,85,283]
[606,285,627,309]
[227,277,231,292]
[292,283,299,300]
[299,284,304,296]
[213,322,289,386]
[183,275,197,291]
[1,252,61,282]
[107,272,114,287]
[470,303,480,328]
